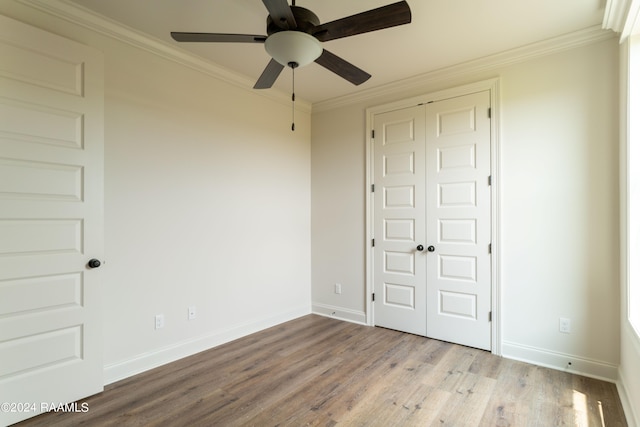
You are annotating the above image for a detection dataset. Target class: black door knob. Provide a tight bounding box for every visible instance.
[427,246,435,252]
[416,245,424,251]
[88,259,101,269]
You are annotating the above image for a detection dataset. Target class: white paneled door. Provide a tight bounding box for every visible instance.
[373,91,492,350]
[373,105,427,336]
[425,92,492,350]
[0,16,104,425]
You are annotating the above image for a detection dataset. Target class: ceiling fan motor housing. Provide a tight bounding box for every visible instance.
[266,6,320,35]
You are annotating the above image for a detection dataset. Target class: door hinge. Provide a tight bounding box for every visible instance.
[489,243,492,254]
[372,238,375,247]
[371,184,375,192]
[371,129,375,139]
[372,293,375,302]
[488,107,492,118]
[489,311,492,322]
[488,175,492,186]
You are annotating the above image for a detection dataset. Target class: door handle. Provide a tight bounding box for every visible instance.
[427,246,435,252]
[87,259,101,269]
[416,245,424,251]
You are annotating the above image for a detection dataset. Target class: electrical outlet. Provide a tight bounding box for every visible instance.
[155,314,165,329]
[335,283,342,294]
[559,317,571,333]
[188,306,196,320]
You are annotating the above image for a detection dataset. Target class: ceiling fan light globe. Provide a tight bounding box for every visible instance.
[264,31,322,68]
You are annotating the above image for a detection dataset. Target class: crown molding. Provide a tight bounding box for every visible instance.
[312,25,615,113]
[622,0,640,38]
[603,0,632,32]
[13,0,617,115]
[604,0,640,39]
[15,0,312,114]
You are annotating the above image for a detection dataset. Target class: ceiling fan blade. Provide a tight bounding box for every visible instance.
[171,32,267,43]
[314,49,371,86]
[262,0,297,30]
[313,1,411,42]
[254,59,285,89]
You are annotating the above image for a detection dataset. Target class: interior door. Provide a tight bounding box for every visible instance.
[373,105,427,336]
[372,90,492,349]
[0,15,104,425]
[425,91,492,350]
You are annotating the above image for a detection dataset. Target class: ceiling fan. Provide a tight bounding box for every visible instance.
[170,0,412,90]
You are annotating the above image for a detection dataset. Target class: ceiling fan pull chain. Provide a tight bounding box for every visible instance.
[291,63,296,131]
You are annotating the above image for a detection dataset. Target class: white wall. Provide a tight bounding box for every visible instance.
[0,2,312,383]
[619,35,640,426]
[102,46,311,378]
[311,106,369,323]
[311,38,621,380]
[499,41,619,379]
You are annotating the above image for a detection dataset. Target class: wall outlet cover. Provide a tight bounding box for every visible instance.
[155,314,165,329]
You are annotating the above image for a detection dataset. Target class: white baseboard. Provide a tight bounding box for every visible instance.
[103,305,311,385]
[617,370,639,427]
[312,303,367,325]
[618,323,640,427]
[502,341,618,382]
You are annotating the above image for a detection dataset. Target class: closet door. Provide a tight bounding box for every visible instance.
[372,90,492,351]
[373,105,427,336]
[425,91,492,350]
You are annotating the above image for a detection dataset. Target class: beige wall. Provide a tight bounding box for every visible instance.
[0,2,312,382]
[311,38,621,380]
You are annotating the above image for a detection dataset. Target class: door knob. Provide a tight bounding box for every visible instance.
[427,246,435,252]
[87,259,101,269]
[416,245,424,251]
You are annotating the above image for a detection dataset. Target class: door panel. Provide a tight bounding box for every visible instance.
[373,106,426,336]
[426,91,492,350]
[0,15,104,425]
[372,90,492,349]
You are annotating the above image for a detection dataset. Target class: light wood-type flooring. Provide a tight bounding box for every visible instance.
[16,315,627,426]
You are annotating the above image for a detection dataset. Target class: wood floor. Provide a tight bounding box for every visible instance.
[16,315,627,427]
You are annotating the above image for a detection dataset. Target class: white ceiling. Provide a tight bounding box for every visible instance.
[68,0,606,104]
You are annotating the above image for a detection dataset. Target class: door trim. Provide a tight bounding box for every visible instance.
[365,78,502,354]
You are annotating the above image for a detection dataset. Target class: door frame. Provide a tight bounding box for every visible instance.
[365,78,502,354]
